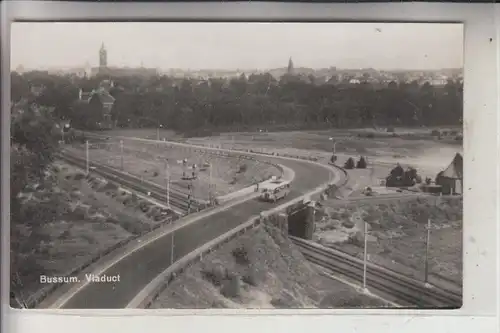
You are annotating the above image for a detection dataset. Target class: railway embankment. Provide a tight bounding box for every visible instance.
[149,218,388,309]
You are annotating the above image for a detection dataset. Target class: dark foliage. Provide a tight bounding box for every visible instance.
[344,157,355,170]
[356,156,367,169]
[11,72,463,133]
[10,102,60,304]
[386,165,420,187]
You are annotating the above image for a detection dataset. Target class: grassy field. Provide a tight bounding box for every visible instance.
[67,138,280,201]
[314,196,463,284]
[151,225,389,309]
[181,128,462,197]
[100,127,462,180]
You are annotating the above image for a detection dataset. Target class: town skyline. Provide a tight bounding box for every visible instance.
[11,22,463,72]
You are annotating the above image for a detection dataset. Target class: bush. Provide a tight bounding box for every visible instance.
[138,201,151,213]
[431,130,440,136]
[386,127,395,133]
[220,275,242,299]
[270,298,289,308]
[73,173,85,181]
[211,300,227,308]
[344,157,355,170]
[242,271,259,287]
[356,156,367,169]
[232,246,250,265]
[330,154,337,164]
[342,220,355,229]
[201,264,228,287]
[237,164,248,174]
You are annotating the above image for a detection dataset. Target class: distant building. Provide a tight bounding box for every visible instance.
[287,57,294,75]
[88,43,157,78]
[15,65,25,74]
[29,84,46,97]
[429,78,448,86]
[435,153,463,195]
[78,86,115,129]
[99,43,108,68]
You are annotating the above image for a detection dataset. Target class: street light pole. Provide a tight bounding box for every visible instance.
[424,218,431,285]
[209,162,213,204]
[170,232,174,266]
[363,221,368,291]
[85,140,89,175]
[120,140,124,171]
[165,160,170,209]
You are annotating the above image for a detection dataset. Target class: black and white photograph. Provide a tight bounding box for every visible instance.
[10,22,463,310]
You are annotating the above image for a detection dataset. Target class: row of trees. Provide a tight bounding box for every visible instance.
[344,156,367,170]
[11,71,463,135]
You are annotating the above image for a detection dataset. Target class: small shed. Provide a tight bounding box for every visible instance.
[436,153,463,195]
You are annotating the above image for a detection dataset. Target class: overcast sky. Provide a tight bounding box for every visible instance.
[11,22,463,71]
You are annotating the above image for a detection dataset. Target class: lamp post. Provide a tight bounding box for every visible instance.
[157,124,163,141]
[424,218,432,287]
[85,140,89,175]
[165,160,170,209]
[329,137,340,155]
[170,232,174,266]
[363,221,369,292]
[120,140,124,170]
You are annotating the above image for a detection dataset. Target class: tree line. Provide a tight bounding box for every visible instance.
[11,71,463,135]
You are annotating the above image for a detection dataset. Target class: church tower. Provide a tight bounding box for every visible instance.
[99,43,107,68]
[287,57,294,75]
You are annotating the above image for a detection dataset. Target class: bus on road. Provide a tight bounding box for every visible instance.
[259,180,291,203]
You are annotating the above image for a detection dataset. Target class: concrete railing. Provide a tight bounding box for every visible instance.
[129,163,348,309]
[128,216,263,308]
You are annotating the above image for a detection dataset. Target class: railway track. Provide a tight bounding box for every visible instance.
[58,151,205,215]
[290,236,462,308]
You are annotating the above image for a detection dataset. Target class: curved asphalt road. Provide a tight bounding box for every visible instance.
[56,144,336,308]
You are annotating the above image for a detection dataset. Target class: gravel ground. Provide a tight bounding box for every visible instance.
[314,196,463,284]
[67,140,280,201]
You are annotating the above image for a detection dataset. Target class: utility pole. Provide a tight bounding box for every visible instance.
[187,179,193,214]
[120,140,124,171]
[424,218,432,286]
[363,221,368,291]
[85,140,89,175]
[209,162,213,205]
[182,159,187,179]
[170,231,174,266]
[165,160,170,209]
